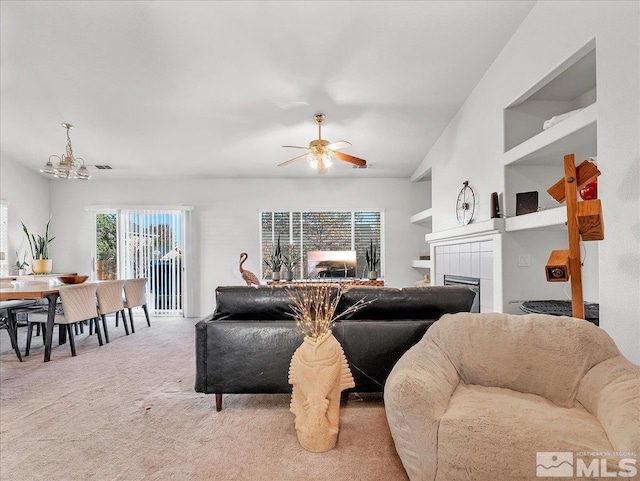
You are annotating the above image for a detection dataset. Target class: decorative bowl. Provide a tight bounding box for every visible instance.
[56,275,89,285]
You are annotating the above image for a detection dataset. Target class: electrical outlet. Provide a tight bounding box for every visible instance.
[518,255,531,267]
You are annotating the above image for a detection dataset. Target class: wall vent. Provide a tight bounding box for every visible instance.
[94,165,113,170]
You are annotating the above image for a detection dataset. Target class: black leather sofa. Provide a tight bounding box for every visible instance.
[195,284,477,411]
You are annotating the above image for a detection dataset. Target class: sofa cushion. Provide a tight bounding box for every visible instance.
[213,285,338,320]
[436,383,620,481]
[428,313,620,407]
[337,286,477,320]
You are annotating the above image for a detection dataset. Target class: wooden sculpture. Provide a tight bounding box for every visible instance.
[239,252,260,286]
[545,154,604,319]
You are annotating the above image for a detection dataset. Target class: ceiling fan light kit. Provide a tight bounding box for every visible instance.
[41,123,91,180]
[279,113,366,175]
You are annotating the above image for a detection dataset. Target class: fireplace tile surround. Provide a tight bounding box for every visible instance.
[428,220,504,313]
[435,241,494,312]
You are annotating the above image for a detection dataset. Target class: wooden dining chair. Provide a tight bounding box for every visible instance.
[27,282,103,357]
[123,278,150,332]
[96,280,129,343]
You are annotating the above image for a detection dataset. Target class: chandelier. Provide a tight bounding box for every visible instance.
[40,123,91,180]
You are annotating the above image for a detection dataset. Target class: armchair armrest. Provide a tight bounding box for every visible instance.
[577,355,640,454]
[384,338,460,481]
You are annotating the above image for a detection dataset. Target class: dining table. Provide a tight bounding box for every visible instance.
[0,284,61,362]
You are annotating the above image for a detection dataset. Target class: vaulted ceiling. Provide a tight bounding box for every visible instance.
[0,1,535,180]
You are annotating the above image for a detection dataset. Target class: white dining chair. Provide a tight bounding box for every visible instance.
[27,282,103,357]
[123,278,150,332]
[96,279,129,343]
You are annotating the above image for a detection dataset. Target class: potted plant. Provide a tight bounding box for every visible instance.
[365,240,379,280]
[282,244,300,281]
[14,251,28,276]
[22,219,55,274]
[264,235,283,281]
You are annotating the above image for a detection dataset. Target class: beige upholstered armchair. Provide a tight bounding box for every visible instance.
[384,313,639,481]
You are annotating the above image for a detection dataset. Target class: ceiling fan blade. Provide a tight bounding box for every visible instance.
[277,153,308,167]
[282,145,309,149]
[332,151,366,167]
[325,140,352,151]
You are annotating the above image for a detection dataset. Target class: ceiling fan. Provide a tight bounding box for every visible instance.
[278,113,367,175]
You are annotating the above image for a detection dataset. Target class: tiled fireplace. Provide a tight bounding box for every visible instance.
[428,219,504,314]
[435,241,493,312]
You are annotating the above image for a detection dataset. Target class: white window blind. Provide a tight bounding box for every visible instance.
[260,210,382,279]
[121,209,184,316]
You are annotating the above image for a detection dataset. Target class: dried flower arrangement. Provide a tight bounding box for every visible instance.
[286,282,373,341]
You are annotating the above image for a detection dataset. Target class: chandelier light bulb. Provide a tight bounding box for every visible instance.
[306,152,319,169]
[40,159,55,174]
[77,164,90,179]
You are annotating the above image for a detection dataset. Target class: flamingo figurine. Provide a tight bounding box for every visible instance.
[239,252,260,286]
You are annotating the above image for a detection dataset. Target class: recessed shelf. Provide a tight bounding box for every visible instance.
[504,41,596,152]
[505,207,567,232]
[411,260,432,269]
[503,103,597,166]
[410,208,433,225]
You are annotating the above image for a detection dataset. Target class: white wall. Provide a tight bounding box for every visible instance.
[502,230,599,314]
[48,177,424,316]
[413,1,640,364]
[0,156,51,271]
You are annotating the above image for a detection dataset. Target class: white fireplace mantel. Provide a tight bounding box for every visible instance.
[425,218,505,244]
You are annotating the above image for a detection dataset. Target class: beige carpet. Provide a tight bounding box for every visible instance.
[0,316,408,481]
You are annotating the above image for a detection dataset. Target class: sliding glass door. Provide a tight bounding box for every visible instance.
[95,212,118,280]
[93,208,188,316]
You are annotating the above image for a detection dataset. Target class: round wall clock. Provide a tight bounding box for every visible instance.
[456,181,476,226]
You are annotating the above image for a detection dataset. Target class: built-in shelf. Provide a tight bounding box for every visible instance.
[411,259,432,269]
[504,206,567,232]
[410,208,433,225]
[502,42,597,231]
[425,218,505,243]
[411,161,433,183]
[503,103,597,167]
[410,171,433,270]
[503,41,596,152]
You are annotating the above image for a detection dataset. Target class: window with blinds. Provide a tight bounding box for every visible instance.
[260,211,383,279]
